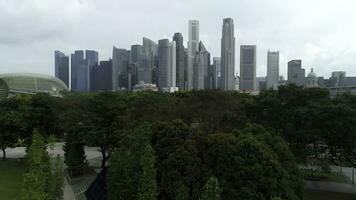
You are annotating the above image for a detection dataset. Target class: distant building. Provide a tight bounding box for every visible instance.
[71,50,84,91]
[133,81,158,92]
[112,47,130,90]
[157,39,178,92]
[54,51,69,88]
[173,33,185,91]
[91,60,112,91]
[288,60,305,86]
[142,37,158,84]
[187,20,199,90]
[193,42,210,90]
[0,73,68,97]
[306,68,318,88]
[131,44,144,86]
[266,51,279,90]
[221,18,236,91]
[210,57,221,89]
[256,77,267,91]
[85,50,99,91]
[240,45,257,91]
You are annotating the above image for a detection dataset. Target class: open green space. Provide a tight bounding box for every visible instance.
[305,190,356,200]
[0,159,26,200]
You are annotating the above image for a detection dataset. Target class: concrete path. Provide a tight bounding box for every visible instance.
[306,181,356,194]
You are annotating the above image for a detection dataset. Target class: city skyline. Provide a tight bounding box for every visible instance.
[1,0,356,78]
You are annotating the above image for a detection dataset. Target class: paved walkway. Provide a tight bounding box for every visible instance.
[306,181,356,194]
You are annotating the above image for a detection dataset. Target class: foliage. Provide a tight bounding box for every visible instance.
[138,144,158,200]
[200,177,222,200]
[21,130,50,200]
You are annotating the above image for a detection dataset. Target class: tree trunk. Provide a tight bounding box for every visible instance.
[101,148,107,170]
[2,148,6,160]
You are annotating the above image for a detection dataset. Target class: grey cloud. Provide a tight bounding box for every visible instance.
[0,0,355,78]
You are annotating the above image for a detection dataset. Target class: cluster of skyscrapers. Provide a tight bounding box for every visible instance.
[55,18,238,92]
[55,18,356,95]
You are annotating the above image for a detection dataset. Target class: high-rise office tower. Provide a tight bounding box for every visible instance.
[91,59,112,92]
[71,50,84,91]
[188,20,199,90]
[240,45,257,91]
[193,42,210,90]
[157,39,177,92]
[287,60,305,86]
[212,57,221,89]
[221,18,235,91]
[85,50,99,91]
[54,51,69,87]
[173,33,185,91]
[266,51,279,90]
[112,47,130,90]
[131,45,143,86]
[142,37,158,84]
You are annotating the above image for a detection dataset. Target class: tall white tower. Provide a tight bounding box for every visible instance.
[188,20,199,90]
[221,18,235,91]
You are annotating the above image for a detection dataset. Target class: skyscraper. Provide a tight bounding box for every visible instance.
[173,33,185,91]
[287,60,305,86]
[142,37,158,84]
[211,57,221,89]
[220,18,235,91]
[193,42,210,90]
[71,50,84,91]
[91,59,112,92]
[85,50,99,91]
[112,47,130,90]
[266,51,279,90]
[240,45,257,91]
[131,45,143,86]
[54,51,69,87]
[188,20,199,90]
[157,39,177,92]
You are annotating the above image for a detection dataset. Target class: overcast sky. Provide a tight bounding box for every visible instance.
[1,0,356,78]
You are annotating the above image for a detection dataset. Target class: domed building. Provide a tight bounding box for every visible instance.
[306,68,319,88]
[0,73,69,98]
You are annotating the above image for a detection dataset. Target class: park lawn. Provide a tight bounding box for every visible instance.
[0,159,26,200]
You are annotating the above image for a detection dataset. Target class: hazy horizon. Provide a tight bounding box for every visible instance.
[1,0,356,78]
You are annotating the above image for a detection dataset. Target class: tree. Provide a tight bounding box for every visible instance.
[51,155,64,200]
[63,130,87,176]
[21,130,51,200]
[200,177,222,200]
[137,144,157,200]
[107,123,153,200]
[0,97,24,160]
[83,92,129,169]
[175,183,189,200]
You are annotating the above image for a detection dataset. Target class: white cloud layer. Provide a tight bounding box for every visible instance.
[0,0,356,78]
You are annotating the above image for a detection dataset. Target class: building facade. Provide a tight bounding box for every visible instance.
[266,51,279,90]
[142,37,158,84]
[91,60,112,91]
[173,33,186,91]
[240,45,257,91]
[193,42,210,90]
[54,51,69,88]
[71,50,85,91]
[221,18,235,91]
[188,20,199,90]
[157,39,177,92]
[287,60,305,86]
[112,47,130,90]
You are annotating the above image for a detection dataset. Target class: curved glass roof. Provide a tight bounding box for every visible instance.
[0,73,68,97]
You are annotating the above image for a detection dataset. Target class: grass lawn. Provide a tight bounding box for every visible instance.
[0,159,26,200]
[305,190,356,200]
